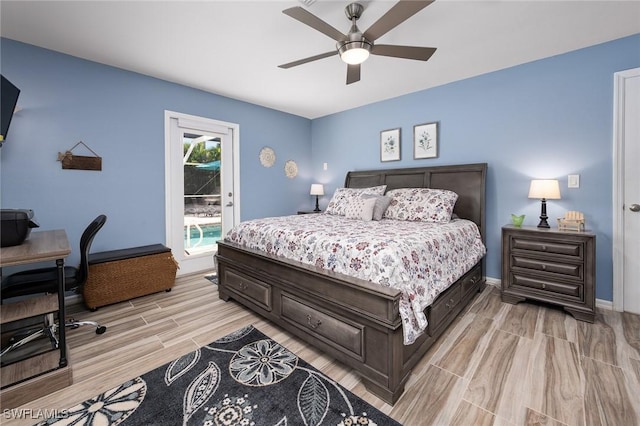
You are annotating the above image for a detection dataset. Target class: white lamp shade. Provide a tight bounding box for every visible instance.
[310,184,324,196]
[528,179,561,199]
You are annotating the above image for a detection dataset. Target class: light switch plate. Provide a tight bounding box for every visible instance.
[568,174,580,188]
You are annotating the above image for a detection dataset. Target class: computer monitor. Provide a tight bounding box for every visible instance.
[1,75,21,142]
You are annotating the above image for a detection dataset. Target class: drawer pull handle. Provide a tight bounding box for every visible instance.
[306,315,322,329]
[445,298,455,309]
[239,282,248,291]
[542,283,546,289]
[541,245,547,251]
[541,265,547,271]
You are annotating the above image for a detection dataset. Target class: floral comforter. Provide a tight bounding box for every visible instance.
[225,214,486,344]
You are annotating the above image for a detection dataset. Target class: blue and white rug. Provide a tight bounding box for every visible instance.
[37,325,401,425]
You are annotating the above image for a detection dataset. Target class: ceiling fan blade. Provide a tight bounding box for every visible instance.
[346,64,361,85]
[363,1,434,42]
[371,45,437,61]
[278,51,337,69]
[283,7,346,42]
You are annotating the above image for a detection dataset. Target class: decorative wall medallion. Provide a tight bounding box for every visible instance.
[259,146,276,167]
[284,160,298,179]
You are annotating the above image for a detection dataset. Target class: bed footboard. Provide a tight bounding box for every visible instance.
[216,241,484,405]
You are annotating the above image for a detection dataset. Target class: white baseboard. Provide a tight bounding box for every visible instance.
[485,276,613,311]
[485,276,500,287]
[596,298,613,311]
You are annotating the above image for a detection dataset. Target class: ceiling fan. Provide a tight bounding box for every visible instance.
[278,1,437,85]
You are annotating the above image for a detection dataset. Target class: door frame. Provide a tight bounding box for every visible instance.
[612,67,639,311]
[164,110,240,275]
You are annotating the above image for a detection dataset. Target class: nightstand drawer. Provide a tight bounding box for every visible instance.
[512,237,582,258]
[512,256,582,279]
[511,274,582,298]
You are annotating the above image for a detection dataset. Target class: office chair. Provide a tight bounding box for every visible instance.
[0,215,108,358]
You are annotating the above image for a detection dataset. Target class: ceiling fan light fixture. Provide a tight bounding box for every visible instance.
[338,41,371,65]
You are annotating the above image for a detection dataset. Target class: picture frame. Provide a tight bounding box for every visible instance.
[380,128,401,162]
[413,121,438,159]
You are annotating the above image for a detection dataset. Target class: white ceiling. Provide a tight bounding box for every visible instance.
[1,1,639,119]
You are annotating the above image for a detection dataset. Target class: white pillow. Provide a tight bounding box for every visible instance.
[344,196,377,221]
[384,188,458,222]
[325,185,387,216]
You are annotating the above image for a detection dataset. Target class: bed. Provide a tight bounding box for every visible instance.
[215,163,487,404]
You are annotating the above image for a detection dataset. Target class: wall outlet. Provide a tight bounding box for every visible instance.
[323,162,328,171]
[568,174,580,188]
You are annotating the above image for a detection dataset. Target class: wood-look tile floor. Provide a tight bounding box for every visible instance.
[3,274,639,425]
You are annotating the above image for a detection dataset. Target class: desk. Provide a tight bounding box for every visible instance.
[0,229,72,408]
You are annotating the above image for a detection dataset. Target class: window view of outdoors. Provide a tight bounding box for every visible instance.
[183,133,222,254]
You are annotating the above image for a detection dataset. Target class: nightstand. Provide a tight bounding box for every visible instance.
[501,225,596,322]
[297,210,322,215]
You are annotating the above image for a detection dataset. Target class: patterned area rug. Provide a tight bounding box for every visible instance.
[38,326,400,426]
[205,274,218,285]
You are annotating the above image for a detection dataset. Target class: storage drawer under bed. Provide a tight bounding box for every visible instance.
[223,269,272,312]
[428,264,481,336]
[280,293,364,360]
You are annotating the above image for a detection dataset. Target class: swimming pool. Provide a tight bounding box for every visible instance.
[184,224,222,248]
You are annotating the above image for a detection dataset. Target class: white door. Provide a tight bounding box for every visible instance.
[165,111,240,275]
[613,68,640,314]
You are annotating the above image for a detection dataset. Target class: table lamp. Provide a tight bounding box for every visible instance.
[310,184,324,212]
[528,179,561,228]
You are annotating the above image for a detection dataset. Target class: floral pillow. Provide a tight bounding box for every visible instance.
[325,185,387,216]
[384,188,458,222]
[344,196,377,221]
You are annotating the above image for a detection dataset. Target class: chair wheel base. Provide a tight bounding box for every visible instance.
[96,326,107,334]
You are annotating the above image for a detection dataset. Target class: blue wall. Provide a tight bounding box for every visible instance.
[0,38,312,266]
[2,34,639,301]
[311,34,640,301]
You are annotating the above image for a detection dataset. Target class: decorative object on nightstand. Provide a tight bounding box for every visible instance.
[501,225,595,322]
[558,211,585,231]
[310,184,324,212]
[511,214,525,227]
[528,179,561,228]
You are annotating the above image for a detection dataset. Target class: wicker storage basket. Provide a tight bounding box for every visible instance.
[83,244,178,309]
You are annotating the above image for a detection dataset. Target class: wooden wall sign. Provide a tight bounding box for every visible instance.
[57,141,102,171]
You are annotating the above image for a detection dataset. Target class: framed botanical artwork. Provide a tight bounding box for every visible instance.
[413,122,438,159]
[380,128,401,162]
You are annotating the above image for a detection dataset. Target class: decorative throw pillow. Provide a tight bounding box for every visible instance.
[325,185,387,216]
[361,194,392,221]
[384,188,458,222]
[344,196,377,221]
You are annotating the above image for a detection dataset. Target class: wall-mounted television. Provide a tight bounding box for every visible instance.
[1,75,21,142]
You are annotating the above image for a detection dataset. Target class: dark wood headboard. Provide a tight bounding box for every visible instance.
[344,163,487,243]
